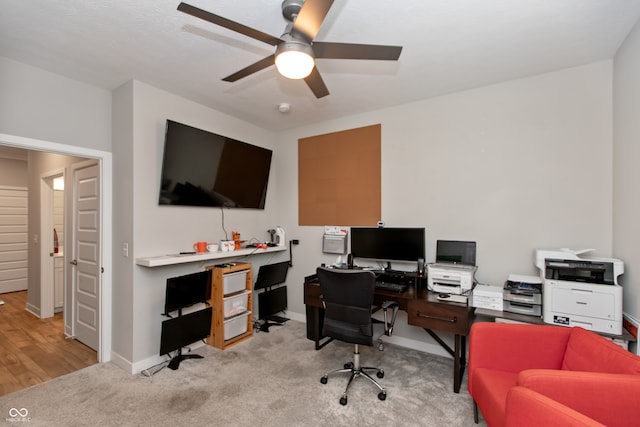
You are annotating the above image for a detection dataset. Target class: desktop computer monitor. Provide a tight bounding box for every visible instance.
[350,227,425,263]
[254,261,289,290]
[436,240,476,266]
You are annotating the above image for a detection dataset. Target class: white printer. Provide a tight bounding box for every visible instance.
[427,263,477,295]
[535,249,624,335]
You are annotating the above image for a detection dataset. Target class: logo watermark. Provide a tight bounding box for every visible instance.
[6,408,30,423]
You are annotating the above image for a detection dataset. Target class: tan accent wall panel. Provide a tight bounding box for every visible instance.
[298,124,381,226]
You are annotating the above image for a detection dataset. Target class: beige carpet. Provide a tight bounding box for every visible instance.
[0,320,486,426]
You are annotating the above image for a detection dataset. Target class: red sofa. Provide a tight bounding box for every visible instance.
[468,322,640,427]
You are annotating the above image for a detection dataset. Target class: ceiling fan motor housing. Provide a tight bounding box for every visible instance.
[282,0,305,22]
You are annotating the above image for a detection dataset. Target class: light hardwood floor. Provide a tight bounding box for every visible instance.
[0,291,97,396]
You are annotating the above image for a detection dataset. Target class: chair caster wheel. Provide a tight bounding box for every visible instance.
[378,343,384,351]
[320,376,328,384]
[377,370,384,379]
[344,362,353,369]
[378,391,387,401]
[340,395,348,406]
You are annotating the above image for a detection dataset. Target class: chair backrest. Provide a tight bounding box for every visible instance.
[316,267,376,346]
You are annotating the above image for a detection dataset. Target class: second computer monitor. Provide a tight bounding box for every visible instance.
[254,261,289,290]
[435,240,476,266]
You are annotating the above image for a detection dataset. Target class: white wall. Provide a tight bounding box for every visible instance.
[2,52,631,368]
[277,61,615,352]
[614,19,640,322]
[0,57,113,361]
[111,81,285,370]
[0,57,112,151]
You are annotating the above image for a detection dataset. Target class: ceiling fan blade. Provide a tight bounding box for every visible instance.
[222,54,275,82]
[291,0,335,42]
[313,42,402,60]
[178,2,283,46]
[304,66,330,98]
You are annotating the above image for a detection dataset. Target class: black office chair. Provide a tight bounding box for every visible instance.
[317,267,399,405]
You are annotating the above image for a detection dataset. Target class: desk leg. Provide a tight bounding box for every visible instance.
[424,329,465,394]
[308,306,333,350]
[453,335,464,394]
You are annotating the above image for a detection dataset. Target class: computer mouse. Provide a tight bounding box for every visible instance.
[438,293,451,299]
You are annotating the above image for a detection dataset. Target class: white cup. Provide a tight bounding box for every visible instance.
[207,243,219,252]
[220,241,230,252]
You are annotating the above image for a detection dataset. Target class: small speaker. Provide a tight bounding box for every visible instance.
[347,253,354,269]
[417,258,425,276]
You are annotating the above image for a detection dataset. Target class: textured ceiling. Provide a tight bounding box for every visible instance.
[2,0,640,131]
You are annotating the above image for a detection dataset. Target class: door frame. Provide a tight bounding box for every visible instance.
[1,132,112,363]
[39,168,65,320]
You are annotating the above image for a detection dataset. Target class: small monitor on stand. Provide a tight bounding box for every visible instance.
[160,270,212,370]
[254,261,290,332]
[436,240,477,266]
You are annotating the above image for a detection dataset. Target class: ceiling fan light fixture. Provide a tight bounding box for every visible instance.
[275,41,315,79]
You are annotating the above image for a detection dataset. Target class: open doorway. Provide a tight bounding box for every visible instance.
[0,132,112,394]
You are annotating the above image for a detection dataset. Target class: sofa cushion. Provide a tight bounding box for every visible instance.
[562,327,640,374]
[473,368,518,427]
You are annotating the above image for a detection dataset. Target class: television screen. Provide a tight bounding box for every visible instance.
[164,270,212,314]
[159,307,212,356]
[159,119,272,209]
[350,227,425,263]
[436,240,476,266]
[254,261,289,290]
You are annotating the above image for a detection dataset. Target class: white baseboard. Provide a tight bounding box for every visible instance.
[25,302,40,318]
[113,340,209,375]
[109,310,455,376]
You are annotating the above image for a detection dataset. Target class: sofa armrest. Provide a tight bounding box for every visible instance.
[505,387,606,427]
[468,323,570,393]
[518,370,640,426]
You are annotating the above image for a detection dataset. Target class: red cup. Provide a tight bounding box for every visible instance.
[193,241,207,253]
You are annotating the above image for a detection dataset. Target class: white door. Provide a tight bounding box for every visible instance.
[71,162,101,350]
[0,186,28,294]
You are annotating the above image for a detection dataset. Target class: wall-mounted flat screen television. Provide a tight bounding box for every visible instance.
[159,119,273,209]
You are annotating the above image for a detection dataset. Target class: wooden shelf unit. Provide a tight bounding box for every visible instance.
[206,262,253,350]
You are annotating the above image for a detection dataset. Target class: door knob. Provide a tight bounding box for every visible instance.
[70,259,78,265]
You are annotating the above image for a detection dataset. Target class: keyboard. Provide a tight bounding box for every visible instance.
[375,281,408,292]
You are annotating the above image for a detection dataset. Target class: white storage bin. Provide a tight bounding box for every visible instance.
[223,270,248,295]
[224,311,250,340]
[223,290,249,318]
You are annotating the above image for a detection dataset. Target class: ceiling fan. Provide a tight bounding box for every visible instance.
[177,0,403,98]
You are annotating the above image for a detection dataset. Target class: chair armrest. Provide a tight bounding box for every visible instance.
[505,386,606,427]
[381,300,399,336]
[517,370,640,426]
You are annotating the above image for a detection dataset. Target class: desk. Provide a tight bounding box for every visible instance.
[475,307,636,345]
[304,275,474,393]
